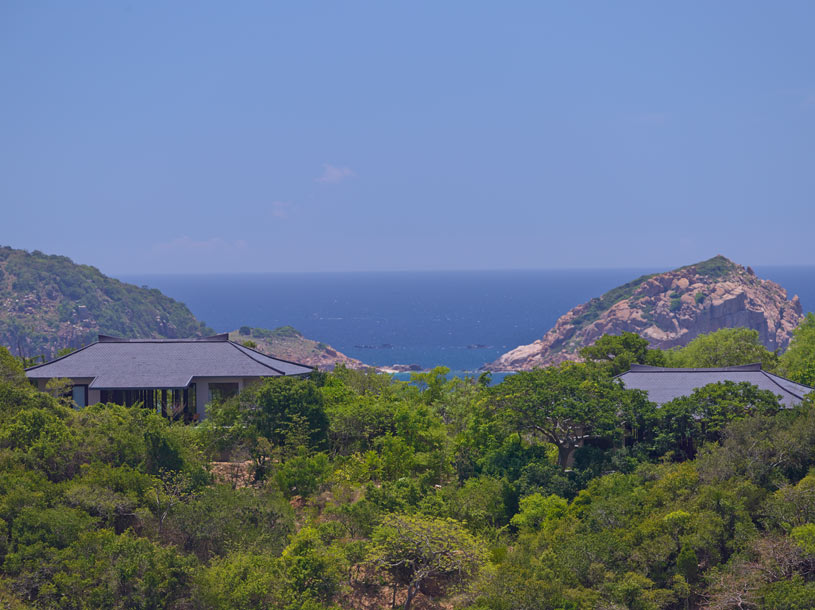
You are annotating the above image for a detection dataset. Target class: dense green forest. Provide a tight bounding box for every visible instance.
[0,322,814,609]
[0,247,211,358]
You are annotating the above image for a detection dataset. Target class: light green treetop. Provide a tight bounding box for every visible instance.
[779,313,815,386]
[666,327,778,370]
[367,513,487,610]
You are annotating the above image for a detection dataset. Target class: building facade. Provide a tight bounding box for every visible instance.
[25,334,313,421]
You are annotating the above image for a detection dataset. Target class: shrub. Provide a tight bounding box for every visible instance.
[274,452,330,499]
[670,298,682,312]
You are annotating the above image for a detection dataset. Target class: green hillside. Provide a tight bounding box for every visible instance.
[0,246,212,358]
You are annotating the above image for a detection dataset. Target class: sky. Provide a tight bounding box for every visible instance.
[2,2,814,274]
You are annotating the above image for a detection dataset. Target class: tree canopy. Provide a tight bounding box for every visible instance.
[367,514,487,610]
[0,330,814,609]
[580,331,666,375]
[780,313,815,386]
[665,327,779,369]
[490,362,653,468]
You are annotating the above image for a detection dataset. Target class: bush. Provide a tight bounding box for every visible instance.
[195,552,280,610]
[172,484,294,560]
[670,298,682,312]
[274,452,331,499]
[47,529,194,609]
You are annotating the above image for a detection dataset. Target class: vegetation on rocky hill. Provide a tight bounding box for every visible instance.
[229,326,366,371]
[0,246,211,358]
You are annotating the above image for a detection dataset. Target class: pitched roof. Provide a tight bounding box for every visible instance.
[25,334,313,389]
[617,363,812,408]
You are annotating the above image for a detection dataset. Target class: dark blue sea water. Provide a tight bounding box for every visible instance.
[122,267,815,374]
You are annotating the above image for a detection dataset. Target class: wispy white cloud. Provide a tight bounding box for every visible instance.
[152,236,248,254]
[270,201,292,219]
[316,163,355,184]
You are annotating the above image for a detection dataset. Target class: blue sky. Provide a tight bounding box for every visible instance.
[2,2,814,273]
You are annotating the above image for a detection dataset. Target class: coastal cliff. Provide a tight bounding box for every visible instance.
[486,256,804,371]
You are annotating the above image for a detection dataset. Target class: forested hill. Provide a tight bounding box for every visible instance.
[0,246,212,358]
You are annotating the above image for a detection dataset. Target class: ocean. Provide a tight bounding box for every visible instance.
[122,267,815,375]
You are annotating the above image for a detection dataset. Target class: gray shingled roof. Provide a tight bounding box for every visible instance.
[617,363,812,408]
[25,334,313,389]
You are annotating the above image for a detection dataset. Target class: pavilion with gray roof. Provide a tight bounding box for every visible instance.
[617,363,812,408]
[25,334,313,420]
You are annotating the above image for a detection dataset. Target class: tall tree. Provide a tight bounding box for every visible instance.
[654,381,784,460]
[243,376,328,452]
[580,332,665,375]
[491,363,642,468]
[367,514,486,610]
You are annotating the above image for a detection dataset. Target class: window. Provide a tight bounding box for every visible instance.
[71,385,87,409]
[209,382,239,402]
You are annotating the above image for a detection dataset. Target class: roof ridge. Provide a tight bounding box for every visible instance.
[760,369,813,400]
[230,340,316,369]
[760,370,803,401]
[226,341,285,375]
[99,333,229,343]
[627,363,764,373]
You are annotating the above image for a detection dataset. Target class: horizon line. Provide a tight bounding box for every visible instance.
[113,262,815,277]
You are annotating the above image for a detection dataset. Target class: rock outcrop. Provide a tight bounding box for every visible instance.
[229,326,368,371]
[486,255,803,371]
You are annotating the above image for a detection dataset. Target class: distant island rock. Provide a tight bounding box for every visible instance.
[485,255,804,371]
[231,326,368,371]
[377,363,424,373]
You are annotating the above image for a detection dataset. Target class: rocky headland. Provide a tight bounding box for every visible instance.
[230,326,367,371]
[486,255,803,371]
